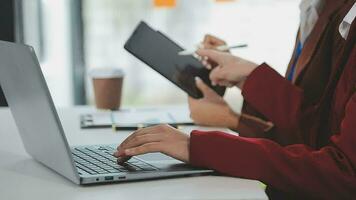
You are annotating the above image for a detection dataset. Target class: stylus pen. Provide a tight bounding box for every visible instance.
[178,44,248,56]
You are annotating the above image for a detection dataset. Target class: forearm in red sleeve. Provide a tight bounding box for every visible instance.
[240,63,309,144]
[189,94,356,199]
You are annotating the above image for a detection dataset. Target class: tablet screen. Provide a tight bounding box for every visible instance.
[124,21,225,99]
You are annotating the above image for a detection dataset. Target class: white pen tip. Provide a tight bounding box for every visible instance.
[178,51,194,56]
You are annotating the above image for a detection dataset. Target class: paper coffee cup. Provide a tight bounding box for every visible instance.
[89,68,124,110]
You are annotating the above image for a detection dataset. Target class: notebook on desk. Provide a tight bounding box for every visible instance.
[81,106,194,130]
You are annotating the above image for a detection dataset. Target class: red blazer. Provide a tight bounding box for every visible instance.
[237,0,353,146]
[189,8,356,200]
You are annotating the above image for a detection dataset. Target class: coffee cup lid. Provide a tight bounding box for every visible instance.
[89,68,124,79]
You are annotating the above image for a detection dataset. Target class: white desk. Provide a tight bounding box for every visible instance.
[0,107,268,200]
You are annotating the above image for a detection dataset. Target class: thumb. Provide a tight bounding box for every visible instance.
[196,49,224,64]
[195,77,215,97]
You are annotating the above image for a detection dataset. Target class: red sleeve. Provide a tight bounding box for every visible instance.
[189,93,356,199]
[236,33,301,143]
[242,63,304,131]
[238,63,310,145]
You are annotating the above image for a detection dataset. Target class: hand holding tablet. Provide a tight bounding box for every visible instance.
[124,21,226,99]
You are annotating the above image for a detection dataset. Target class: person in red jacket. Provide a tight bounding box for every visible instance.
[113,4,356,200]
[189,0,354,147]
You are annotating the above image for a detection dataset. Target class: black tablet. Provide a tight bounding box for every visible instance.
[124,21,225,99]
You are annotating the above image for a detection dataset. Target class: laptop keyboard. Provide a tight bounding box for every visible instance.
[72,145,158,175]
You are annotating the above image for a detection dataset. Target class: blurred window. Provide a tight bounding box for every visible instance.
[22,0,300,107]
[82,0,299,107]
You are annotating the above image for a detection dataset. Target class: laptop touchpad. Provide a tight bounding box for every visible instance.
[136,153,174,161]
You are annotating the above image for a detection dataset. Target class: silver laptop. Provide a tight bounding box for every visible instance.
[0,41,212,184]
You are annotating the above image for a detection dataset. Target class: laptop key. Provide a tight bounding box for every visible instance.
[76,164,98,175]
[76,167,89,175]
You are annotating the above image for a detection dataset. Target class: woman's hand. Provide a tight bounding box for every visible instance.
[188,77,239,129]
[113,125,190,163]
[196,49,259,88]
[201,34,227,50]
[199,35,229,69]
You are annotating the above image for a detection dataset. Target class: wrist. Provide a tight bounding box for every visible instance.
[236,79,246,90]
[234,57,259,83]
[244,61,259,77]
[226,111,240,130]
[237,63,261,90]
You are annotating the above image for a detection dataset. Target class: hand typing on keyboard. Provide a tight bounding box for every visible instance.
[113,124,190,164]
[73,146,158,175]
